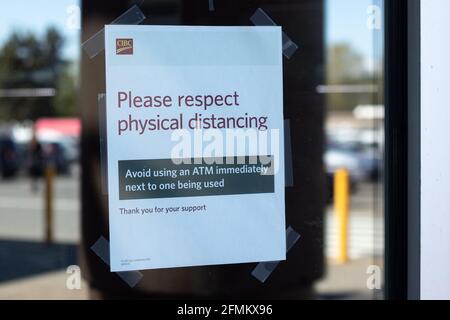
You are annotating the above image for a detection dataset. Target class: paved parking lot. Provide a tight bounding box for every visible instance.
[0,166,383,299]
[0,167,80,243]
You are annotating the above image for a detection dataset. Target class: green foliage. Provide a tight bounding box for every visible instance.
[326,43,383,111]
[0,27,77,120]
[53,65,78,117]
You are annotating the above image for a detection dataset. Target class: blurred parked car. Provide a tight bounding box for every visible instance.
[42,142,71,175]
[0,135,19,178]
[324,145,365,202]
[57,137,79,164]
[357,146,382,182]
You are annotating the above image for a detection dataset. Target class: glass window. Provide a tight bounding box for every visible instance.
[0,0,384,300]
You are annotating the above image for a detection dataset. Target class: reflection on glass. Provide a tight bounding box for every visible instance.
[0,0,384,300]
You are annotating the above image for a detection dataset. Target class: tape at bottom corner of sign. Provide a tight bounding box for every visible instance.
[286,226,301,251]
[90,236,143,288]
[251,261,281,283]
[81,4,146,59]
[90,235,110,265]
[116,271,144,288]
[250,8,299,59]
[251,226,301,283]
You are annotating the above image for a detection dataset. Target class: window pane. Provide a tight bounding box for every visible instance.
[0,0,384,300]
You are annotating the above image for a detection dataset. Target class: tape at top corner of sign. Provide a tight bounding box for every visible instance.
[250,8,299,59]
[81,5,146,59]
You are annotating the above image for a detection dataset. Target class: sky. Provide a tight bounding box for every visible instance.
[0,0,383,66]
[326,0,384,70]
[0,0,80,60]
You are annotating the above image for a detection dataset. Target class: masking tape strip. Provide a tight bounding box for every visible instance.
[284,119,294,187]
[90,236,143,288]
[98,94,108,195]
[82,5,146,59]
[250,8,299,59]
[209,0,215,11]
[285,226,301,252]
[251,226,301,283]
[281,34,299,60]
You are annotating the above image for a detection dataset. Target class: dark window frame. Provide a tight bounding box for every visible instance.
[385,0,421,300]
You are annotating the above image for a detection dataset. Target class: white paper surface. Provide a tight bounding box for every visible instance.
[105,25,285,272]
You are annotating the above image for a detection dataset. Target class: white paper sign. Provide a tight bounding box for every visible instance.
[105,25,285,272]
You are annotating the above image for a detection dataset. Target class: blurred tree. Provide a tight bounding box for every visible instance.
[0,27,77,120]
[53,64,78,117]
[328,43,364,84]
[326,43,382,111]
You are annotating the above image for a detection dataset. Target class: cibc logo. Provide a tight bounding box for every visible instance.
[116,38,133,55]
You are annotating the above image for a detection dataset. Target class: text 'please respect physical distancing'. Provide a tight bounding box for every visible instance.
[116,91,269,134]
